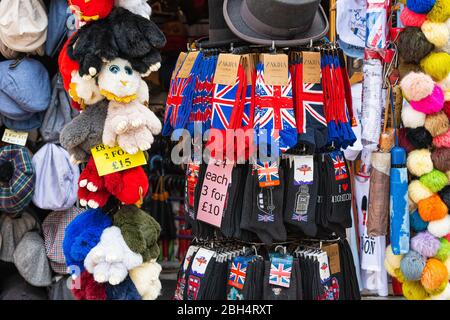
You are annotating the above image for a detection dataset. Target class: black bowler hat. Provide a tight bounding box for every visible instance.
[223,0,329,47]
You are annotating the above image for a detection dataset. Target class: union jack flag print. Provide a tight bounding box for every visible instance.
[330,151,348,181]
[163,76,191,134]
[269,257,293,288]
[255,63,297,153]
[256,161,280,188]
[258,213,275,222]
[228,258,248,290]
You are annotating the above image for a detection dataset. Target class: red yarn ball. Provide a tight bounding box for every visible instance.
[400,7,428,27]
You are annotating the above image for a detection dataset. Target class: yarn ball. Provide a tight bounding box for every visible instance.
[432,148,450,172]
[438,185,450,208]
[401,250,427,281]
[400,7,428,27]
[436,238,450,261]
[406,0,436,14]
[425,111,450,137]
[407,149,434,177]
[409,179,434,204]
[421,258,449,293]
[418,194,449,221]
[444,101,450,118]
[428,215,450,237]
[410,209,430,232]
[384,259,398,277]
[409,195,418,213]
[402,281,430,300]
[445,257,450,278]
[419,170,449,192]
[410,85,445,114]
[428,283,450,299]
[406,127,434,149]
[411,231,441,257]
[402,100,427,128]
[420,52,450,82]
[427,0,450,22]
[395,268,407,283]
[421,21,450,47]
[385,244,403,270]
[433,129,450,148]
[400,72,435,101]
[398,128,416,153]
[398,27,435,64]
[439,75,450,101]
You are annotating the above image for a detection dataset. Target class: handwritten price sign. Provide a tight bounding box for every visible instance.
[91,144,147,176]
[197,162,233,228]
[2,129,28,146]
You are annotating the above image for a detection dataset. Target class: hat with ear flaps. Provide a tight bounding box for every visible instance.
[113,205,161,262]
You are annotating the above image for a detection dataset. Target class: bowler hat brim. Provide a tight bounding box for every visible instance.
[224,0,329,47]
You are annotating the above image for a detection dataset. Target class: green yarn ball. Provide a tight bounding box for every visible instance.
[420,169,449,192]
[435,238,450,261]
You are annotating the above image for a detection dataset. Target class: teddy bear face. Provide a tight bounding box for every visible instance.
[98,58,141,102]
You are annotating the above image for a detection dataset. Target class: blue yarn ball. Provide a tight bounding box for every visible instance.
[406,0,436,14]
[410,209,429,232]
[400,250,427,281]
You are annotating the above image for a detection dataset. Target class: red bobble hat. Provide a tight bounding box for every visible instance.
[68,0,114,22]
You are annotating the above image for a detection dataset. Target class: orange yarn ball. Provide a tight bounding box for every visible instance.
[418,195,449,222]
[421,258,449,293]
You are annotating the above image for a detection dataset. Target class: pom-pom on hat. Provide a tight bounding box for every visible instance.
[406,127,434,149]
[402,100,427,128]
[418,194,448,221]
[400,72,435,101]
[421,258,449,294]
[421,21,450,48]
[398,27,434,64]
[420,52,450,82]
[425,111,450,137]
[411,231,441,257]
[427,0,450,23]
[428,214,450,237]
[406,0,436,14]
[400,7,428,27]
[68,0,114,23]
[439,185,450,208]
[410,209,430,232]
[401,250,427,281]
[410,85,445,114]
[409,179,434,204]
[419,170,449,192]
[432,148,450,172]
[407,149,434,177]
[436,238,450,261]
[402,280,430,300]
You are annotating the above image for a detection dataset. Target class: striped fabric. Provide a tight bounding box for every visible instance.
[42,207,83,274]
[0,145,35,213]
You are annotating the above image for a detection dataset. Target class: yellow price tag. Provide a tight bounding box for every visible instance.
[91,144,147,176]
[2,129,28,146]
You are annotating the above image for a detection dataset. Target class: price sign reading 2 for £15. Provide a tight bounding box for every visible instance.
[91,144,147,176]
[197,162,233,228]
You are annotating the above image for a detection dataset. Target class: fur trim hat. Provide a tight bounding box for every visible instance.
[129,261,162,300]
[411,231,440,257]
[398,27,434,64]
[428,214,450,237]
[409,179,434,204]
[421,21,449,48]
[63,208,112,273]
[60,100,108,164]
[432,148,450,172]
[68,0,114,23]
[410,85,445,114]
[84,226,143,285]
[400,72,435,101]
[402,100,427,128]
[400,7,427,27]
[421,52,450,82]
[113,205,161,262]
[407,149,434,177]
[71,270,106,300]
[418,194,449,221]
[425,111,449,137]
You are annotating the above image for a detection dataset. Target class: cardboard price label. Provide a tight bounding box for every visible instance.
[172,52,187,80]
[178,51,200,78]
[91,144,147,176]
[197,162,233,228]
[322,243,341,275]
[302,51,321,84]
[2,129,28,146]
[262,54,289,86]
[213,54,241,86]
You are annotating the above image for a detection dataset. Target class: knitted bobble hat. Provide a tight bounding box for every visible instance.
[400,72,435,101]
[421,21,450,48]
[421,52,450,82]
[398,28,435,64]
[424,111,450,137]
[407,149,434,177]
[402,100,427,128]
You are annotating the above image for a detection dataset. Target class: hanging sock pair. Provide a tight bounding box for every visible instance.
[254,62,297,155]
